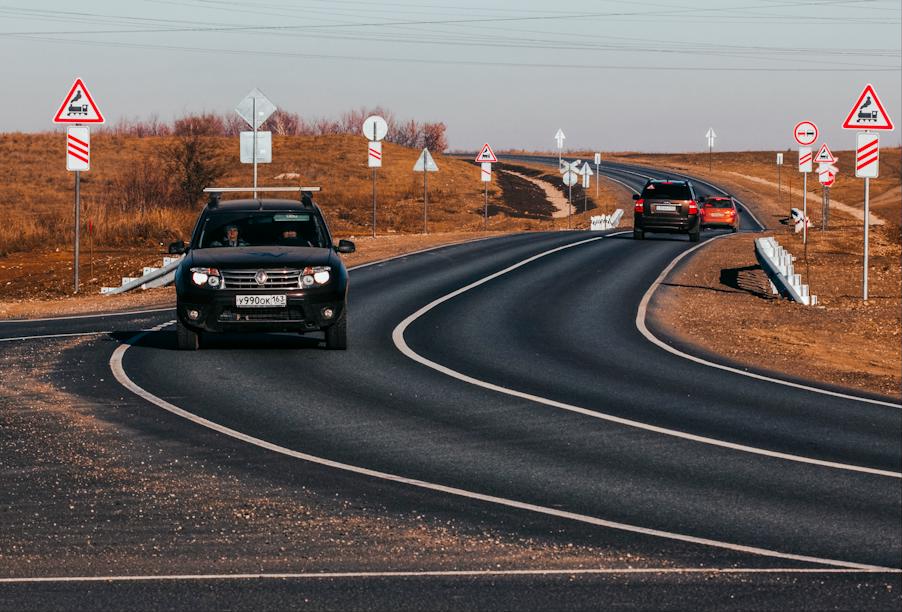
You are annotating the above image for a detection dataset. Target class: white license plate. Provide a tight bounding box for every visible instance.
[236,295,287,308]
[655,204,676,212]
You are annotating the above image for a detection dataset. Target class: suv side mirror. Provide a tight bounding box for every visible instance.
[168,240,186,254]
[632,194,640,200]
[335,239,356,254]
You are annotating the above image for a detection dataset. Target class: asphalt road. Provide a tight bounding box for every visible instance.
[2,160,899,611]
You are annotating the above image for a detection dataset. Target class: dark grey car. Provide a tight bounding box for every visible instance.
[633,179,702,242]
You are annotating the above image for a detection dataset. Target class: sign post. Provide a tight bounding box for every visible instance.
[53,78,104,294]
[476,144,497,231]
[793,121,817,246]
[413,148,439,233]
[235,88,277,199]
[842,83,894,301]
[814,145,837,231]
[363,115,389,238]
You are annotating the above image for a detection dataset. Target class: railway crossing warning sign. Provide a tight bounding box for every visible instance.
[475,143,497,163]
[53,78,104,124]
[842,84,894,131]
[814,144,836,164]
[856,133,880,178]
[66,127,90,171]
[798,147,813,173]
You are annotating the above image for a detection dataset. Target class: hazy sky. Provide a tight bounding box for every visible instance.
[1,0,899,151]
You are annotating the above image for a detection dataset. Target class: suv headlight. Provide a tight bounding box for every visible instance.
[190,267,222,288]
[301,266,331,287]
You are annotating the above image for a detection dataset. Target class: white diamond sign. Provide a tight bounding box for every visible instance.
[235,88,276,130]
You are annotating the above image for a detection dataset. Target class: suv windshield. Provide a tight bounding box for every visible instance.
[642,182,692,200]
[198,212,329,249]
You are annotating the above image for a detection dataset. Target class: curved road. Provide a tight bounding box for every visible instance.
[1,160,899,609]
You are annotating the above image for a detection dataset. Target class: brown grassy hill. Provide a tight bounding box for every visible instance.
[1,133,560,256]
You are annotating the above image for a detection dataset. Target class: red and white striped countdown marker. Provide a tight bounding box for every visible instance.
[66,126,90,171]
[798,147,812,173]
[367,141,382,168]
[855,133,879,178]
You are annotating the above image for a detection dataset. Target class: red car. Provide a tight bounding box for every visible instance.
[699,196,740,232]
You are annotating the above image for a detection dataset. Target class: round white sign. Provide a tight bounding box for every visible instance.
[362,115,388,141]
[562,171,578,187]
[793,121,818,146]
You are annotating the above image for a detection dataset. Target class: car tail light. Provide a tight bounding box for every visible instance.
[634,199,644,213]
[688,201,698,214]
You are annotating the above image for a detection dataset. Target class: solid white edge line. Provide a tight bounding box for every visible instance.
[2,567,900,585]
[0,331,111,343]
[0,306,173,324]
[110,320,894,572]
[390,237,901,478]
[635,235,902,410]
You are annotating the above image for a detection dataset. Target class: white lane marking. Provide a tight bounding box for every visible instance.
[391,238,901,477]
[0,307,172,324]
[2,567,899,584]
[349,235,502,272]
[635,237,902,410]
[599,173,640,194]
[110,322,894,572]
[0,331,110,343]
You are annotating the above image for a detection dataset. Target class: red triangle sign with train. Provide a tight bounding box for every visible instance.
[842,84,893,131]
[474,143,497,163]
[53,78,105,124]
[814,144,836,164]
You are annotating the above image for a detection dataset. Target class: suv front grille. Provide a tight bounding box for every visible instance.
[221,269,301,289]
[218,307,305,322]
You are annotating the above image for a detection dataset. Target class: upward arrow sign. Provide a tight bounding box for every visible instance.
[706,127,717,140]
[555,129,566,149]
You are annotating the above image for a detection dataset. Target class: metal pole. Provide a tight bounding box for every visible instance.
[253,97,257,199]
[74,170,80,293]
[484,182,488,230]
[708,143,712,172]
[802,172,808,245]
[424,168,428,234]
[372,169,377,238]
[568,182,572,230]
[863,176,870,301]
[824,186,830,229]
[777,163,781,197]
[595,162,599,201]
[822,185,827,231]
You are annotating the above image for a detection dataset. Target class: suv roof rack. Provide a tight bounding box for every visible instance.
[202,186,321,209]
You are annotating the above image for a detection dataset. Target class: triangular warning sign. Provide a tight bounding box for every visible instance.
[842,84,893,131]
[474,143,497,163]
[814,144,836,164]
[53,78,105,124]
[414,148,439,172]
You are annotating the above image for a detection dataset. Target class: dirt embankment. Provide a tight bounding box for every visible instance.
[610,150,901,399]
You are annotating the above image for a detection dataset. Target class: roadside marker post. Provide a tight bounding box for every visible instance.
[594,152,601,201]
[776,152,783,197]
[54,78,104,294]
[562,167,579,229]
[705,128,716,172]
[235,88,277,200]
[413,148,439,234]
[362,115,389,238]
[817,162,838,230]
[842,84,893,301]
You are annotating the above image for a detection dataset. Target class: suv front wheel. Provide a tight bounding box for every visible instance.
[325,312,347,350]
[176,318,201,351]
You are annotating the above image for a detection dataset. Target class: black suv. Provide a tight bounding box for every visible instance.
[632,179,702,242]
[172,189,355,350]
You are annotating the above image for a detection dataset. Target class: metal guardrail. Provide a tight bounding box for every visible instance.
[754,236,817,306]
[100,255,183,295]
